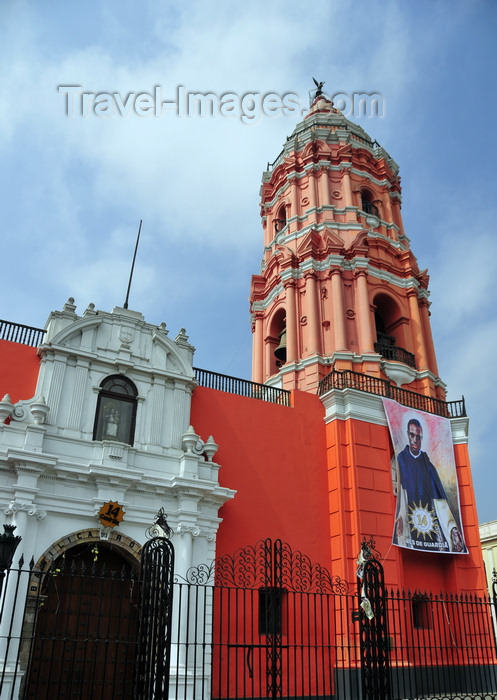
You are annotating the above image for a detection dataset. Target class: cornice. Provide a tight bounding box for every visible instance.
[263,162,394,211]
[252,254,425,311]
[321,387,469,445]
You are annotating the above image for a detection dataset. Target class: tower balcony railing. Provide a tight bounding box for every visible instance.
[374,342,416,368]
[317,369,466,418]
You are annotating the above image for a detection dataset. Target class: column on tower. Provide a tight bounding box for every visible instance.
[288,177,299,233]
[305,169,317,212]
[317,167,330,210]
[341,167,354,208]
[419,297,439,377]
[284,279,298,363]
[407,288,428,371]
[330,269,347,351]
[252,312,264,384]
[354,269,374,354]
[303,271,321,357]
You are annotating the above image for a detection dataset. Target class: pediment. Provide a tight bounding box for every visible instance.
[41,313,194,378]
[297,228,344,261]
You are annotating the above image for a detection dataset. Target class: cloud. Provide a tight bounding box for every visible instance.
[1,0,496,523]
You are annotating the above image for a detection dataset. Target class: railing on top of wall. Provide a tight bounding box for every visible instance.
[0,319,45,347]
[318,369,466,418]
[193,367,291,407]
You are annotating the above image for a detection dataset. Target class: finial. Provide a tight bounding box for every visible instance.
[312,77,325,99]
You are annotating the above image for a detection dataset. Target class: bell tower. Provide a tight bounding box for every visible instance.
[250,94,442,399]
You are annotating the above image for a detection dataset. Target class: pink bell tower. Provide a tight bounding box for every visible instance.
[250,94,442,399]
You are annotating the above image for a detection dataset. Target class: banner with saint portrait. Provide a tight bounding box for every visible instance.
[382,398,467,554]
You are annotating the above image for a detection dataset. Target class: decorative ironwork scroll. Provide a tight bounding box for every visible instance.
[214,537,348,593]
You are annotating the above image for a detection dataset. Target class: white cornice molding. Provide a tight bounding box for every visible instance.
[322,387,470,446]
[321,387,387,426]
[253,259,425,312]
[449,416,469,444]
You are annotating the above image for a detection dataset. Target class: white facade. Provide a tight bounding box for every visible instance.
[0,298,235,697]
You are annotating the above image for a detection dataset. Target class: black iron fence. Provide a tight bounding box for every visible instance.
[318,369,466,418]
[194,367,291,407]
[374,342,416,369]
[0,553,495,700]
[0,321,44,348]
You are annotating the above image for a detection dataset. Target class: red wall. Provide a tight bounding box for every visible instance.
[191,387,333,569]
[193,387,486,594]
[0,341,40,402]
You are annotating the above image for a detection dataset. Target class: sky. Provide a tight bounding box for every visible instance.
[1,0,496,524]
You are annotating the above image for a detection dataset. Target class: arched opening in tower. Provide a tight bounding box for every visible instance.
[274,204,287,234]
[270,308,287,372]
[360,188,379,217]
[373,293,415,367]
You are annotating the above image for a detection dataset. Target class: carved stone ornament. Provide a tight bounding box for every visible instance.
[4,501,47,520]
[11,395,49,425]
[181,426,218,461]
[0,394,14,424]
[176,523,201,537]
[119,326,135,346]
[181,426,204,455]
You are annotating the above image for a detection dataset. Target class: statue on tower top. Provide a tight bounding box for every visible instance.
[312,77,325,99]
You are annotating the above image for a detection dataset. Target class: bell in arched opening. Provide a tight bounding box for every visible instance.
[274,328,287,364]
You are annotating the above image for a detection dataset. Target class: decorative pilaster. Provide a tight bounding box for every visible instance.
[341,167,353,208]
[407,289,428,370]
[45,359,65,425]
[149,379,166,445]
[304,271,321,356]
[317,167,330,208]
[172,382,189,448]
[252,312,264,384]
[330,269,347,351]
[67,363,88,429]
[354,270,374,353]
[419,298,439,376]
[284,280,298,363]
[289,177,299,227]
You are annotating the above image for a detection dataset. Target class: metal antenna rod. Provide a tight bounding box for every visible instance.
[123,219,142,310]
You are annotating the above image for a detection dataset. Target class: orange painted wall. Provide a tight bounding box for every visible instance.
[0,341,40,402]
[190,387,332,568]
[325,416,487,593]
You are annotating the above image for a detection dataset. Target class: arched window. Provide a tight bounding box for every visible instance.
[274,205,287,233]
[93,375,138,445]
[270,308,287,371]
[361,190,379,217]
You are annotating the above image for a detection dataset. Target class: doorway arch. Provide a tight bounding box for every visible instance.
[22,540,139,699]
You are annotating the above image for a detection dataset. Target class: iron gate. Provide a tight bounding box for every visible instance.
[134,535,175,700]
[357,553,392,700]
[211,538,350,700]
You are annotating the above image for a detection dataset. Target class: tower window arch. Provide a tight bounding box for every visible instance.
[274,205,287,233]
[373,294,416,368]
[93,375,138,445]
[361,189,379,217]
[269,308,287,372]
